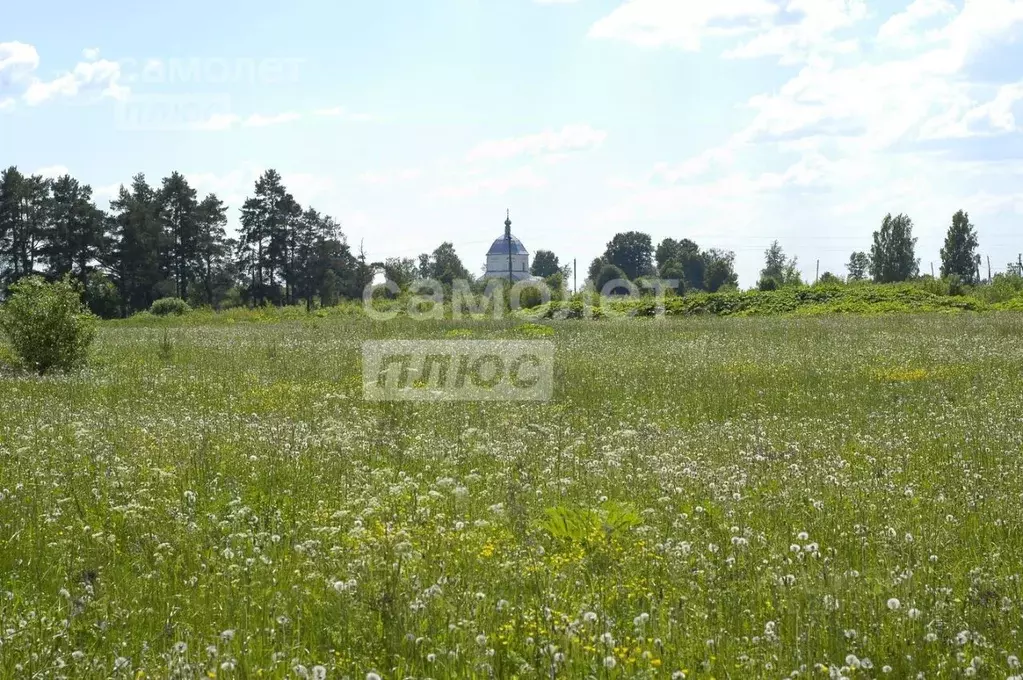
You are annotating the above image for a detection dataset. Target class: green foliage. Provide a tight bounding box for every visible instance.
[940,210,980,284]
[760,240,802,287]
[846,251,870,281]
[595,263,628,293]
[0,275,97,373]
[530,249,561,278]
[540,502,641,544]
[870,213,919,282]
[818,271,842,285]
[704,249,739,292]
[603,231,654,280]
[150,297,192,316]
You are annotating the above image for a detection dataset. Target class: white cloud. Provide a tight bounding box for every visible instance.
[724,0,868,64]
[360,168,423,185]
[428,166,548,199]
[243,112,301,127]
[82,47,101,61]
[313,106,376,122]
[877,0,956,47]
[189,111,302,131]
[0,41,39,81]
[190,113,243,131]
[0,97,14,112]
[187,168,336,208]
[35,165,71,179]
[589,0,779,50]
[23,58,129,105]
[466,124,607,162]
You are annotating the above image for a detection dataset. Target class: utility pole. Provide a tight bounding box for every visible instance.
[930,262,934,278]
[815,259,820,284]
[987,255,992,282]
[573,258,577,294]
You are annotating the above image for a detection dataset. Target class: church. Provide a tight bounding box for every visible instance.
[483,212,534,282]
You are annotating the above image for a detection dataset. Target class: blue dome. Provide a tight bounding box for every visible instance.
[487,234,529,256]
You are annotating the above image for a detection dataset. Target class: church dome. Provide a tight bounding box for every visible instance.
[487,234,529,256]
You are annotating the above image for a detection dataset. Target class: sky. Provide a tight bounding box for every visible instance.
[2,0,1022,286]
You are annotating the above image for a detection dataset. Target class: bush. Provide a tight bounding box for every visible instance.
[150,297,192,316]
[0,276,97,374]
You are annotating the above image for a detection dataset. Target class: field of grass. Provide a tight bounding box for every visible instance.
[2,313,1023,678]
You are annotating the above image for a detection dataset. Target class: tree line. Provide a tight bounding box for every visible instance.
[0,167,376,316]
[3,164,1020,318]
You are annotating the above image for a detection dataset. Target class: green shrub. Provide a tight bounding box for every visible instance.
[0,276,97,374]
[150,297,192,316]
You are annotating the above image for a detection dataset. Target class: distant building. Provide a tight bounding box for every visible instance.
[483,211,533,282]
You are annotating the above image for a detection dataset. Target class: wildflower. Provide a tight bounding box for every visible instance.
[366,673,382,680]
[221,629,235,642]
[173,642,187,654]
[583,611,598,623]
[221,660,237,671]
[312,666,327,680]
[604,656,617,669]
[1009,655,1020,669]
[887,598,901,611]
[908,608,922,620]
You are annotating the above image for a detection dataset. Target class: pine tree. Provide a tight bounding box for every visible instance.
[45,175,106,285]
[869,213,919,283]
[157,172,200,300]
[0,167,50,285]
[108,174,162,314]
[237,170,296,305]
[194,194,229,306]
[940,210,979,284]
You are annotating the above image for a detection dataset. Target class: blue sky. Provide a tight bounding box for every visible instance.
[2,0,1022,285]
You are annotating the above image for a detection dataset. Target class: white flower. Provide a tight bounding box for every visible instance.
[604,656,617,669]
[312,666,327,680]
[908,608,921,620]
[583,611,598,623]
[220,629,235,642]
[366,673,382,680]
[1009,655,1020,669]
[887,598,901,610]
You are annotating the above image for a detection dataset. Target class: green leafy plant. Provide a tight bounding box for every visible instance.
[0,276,97,374]
[150,297,192,316]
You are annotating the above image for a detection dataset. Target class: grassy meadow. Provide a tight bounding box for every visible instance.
[2,313,1023,678]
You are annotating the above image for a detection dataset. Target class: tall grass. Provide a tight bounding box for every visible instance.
[1,314,1023,677]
